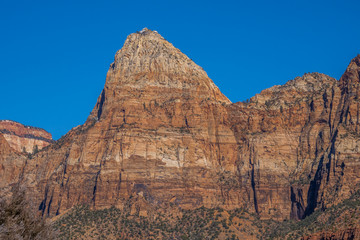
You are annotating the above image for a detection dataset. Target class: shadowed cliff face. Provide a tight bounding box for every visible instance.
[0,121,52,192]
[288,56,360,220]
[5,29,360,222]
[227,72,342,219]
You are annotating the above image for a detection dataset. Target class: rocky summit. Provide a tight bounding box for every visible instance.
[1,28,360,239]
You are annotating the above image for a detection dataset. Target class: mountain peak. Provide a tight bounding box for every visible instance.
[129,27,164,40]
[138,27,158,35]
[89,29,230,121]
[105,29,229,104]
[339,54,360,92]
[111,28,200,75]
[124,27,164,45]
[348,54,360,69]
[139,27,150,33]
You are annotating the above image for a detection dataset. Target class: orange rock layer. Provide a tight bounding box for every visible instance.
[0,133,27,189]
[0,120,53,153]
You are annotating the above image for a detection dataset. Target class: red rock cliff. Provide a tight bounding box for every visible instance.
[0,120,53,153]
[8,29,360,223]
[0,133,27,189]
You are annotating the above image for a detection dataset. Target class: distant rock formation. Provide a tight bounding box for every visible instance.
[0,120,53,153]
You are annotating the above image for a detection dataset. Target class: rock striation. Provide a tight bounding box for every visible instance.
[0,120,53,153]
[227,72,342,219]
[0,133,27,189]
[2,28,360,229]
[23,28,240,216]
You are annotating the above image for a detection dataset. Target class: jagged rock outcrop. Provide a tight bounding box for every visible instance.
[0,120,53,153]
[3,28,359,226]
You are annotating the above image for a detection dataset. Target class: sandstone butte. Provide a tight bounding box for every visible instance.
[1,28,360,238]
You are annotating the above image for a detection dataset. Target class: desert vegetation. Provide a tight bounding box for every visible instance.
[53,190,360,239]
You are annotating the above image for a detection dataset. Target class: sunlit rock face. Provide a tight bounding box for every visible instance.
[23,28,241,217]
[0,120,52,192]
[6,28,359,222]
[0,133,27,189]
[0,120,53,153]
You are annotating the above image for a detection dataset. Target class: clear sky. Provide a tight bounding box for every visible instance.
[1,0,359,139]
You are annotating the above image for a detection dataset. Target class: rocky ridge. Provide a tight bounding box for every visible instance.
[0,120,53,153]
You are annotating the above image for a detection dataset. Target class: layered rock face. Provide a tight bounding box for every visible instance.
[288,56,360,219]
[228,56,360,220]
[24,28,241,217]
[227,72,342,219]
[10,28,360,224]
[0,120,53,153]
[0,133,27,189]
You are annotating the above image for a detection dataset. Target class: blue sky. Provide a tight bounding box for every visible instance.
[1,0,359,139]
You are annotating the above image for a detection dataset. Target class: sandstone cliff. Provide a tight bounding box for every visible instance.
[0,120,52,190]
[23,28,241,217]
[0,120,53,153]
[3,28,359,232]
[229,72,339,217]
[0,133,27,189]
